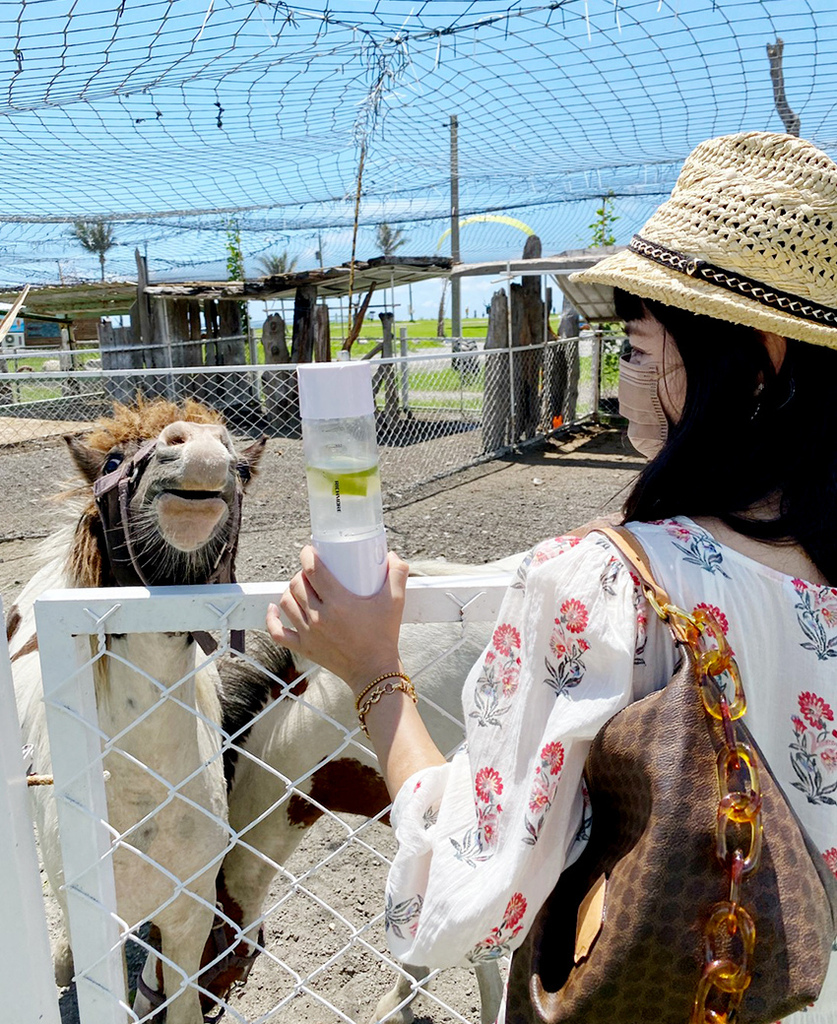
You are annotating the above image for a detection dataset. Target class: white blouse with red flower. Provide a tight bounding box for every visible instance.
[387,517,837,1023]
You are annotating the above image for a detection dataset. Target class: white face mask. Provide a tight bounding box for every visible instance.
[618,354,669,459]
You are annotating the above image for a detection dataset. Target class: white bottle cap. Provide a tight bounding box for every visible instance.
[297,362,375,420]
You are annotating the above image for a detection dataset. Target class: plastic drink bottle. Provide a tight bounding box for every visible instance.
[297,362,388,596]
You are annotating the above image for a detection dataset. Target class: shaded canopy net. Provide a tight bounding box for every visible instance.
[1,0,835,286]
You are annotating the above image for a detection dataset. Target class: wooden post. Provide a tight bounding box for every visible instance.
[156,299,176,399]
[511,234,545,441]
[261,312,299,436]
[314,302,331,363]
[375,311,398,429]
[134,249,154,363]
[166,299,202,399]
[170,301,190,369]
[481,288,510,453]
[291,285,317,364]
[98,320,135,403]
[558,296,580,426]
[183,301,203,366]
[125,302,145,370]
[217,301,244,365]
[204,300,219,366]
[262,312,290,364]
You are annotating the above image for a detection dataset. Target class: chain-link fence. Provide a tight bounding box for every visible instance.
[0,339,597,539]
[10,574,511,1024]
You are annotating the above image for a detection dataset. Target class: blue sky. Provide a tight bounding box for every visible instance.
[0,0,835,309]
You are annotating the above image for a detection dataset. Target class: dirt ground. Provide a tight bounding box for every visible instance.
[7,425,643,1024]
[0,425,642,608]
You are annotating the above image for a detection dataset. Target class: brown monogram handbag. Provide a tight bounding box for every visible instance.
[506,526,837,1024]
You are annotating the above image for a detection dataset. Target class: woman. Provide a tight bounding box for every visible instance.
[267,131,837,1021]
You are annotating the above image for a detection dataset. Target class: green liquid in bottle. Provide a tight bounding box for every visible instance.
[305,463,383,536]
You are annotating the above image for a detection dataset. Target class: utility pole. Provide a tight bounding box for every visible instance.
[450,114,462,342]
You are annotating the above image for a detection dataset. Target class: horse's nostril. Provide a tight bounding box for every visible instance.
[167,430,187,445]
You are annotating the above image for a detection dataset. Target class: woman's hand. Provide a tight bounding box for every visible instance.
[266,546,410,695]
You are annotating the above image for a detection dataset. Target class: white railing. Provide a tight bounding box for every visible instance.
[5,574,512,1024]
[0,596,62,1024]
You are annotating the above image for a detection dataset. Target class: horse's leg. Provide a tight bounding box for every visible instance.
[131,895,215,1024]
[160,899,217,1024]
[370,963,433,1024]
[133,946,164,1021]
[371,961,502,1024]
[475,962,503,1024]
[53,936,74,988]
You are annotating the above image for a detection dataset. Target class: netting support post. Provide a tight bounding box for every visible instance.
[399,326,410,413]
[449,114,462,343]
[35,602,126,1024]
[591,327,603,423]
[506,270,517,444]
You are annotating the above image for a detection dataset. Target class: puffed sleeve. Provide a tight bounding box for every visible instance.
[385,533,642,968]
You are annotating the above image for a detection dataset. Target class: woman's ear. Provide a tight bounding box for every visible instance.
[759,331,787,373]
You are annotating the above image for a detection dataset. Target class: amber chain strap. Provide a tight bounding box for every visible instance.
[650,594,761,1024]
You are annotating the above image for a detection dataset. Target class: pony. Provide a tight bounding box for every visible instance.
[10,396,264,1024]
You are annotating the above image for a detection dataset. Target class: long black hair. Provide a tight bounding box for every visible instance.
[615,288,837,584]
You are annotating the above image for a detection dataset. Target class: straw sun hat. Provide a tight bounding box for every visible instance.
[571,131,837,349]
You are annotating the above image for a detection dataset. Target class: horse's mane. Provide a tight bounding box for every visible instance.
[82,395,224,453]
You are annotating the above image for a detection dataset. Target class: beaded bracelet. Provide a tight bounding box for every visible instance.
[355,671,412,713]
[357,676,417,737]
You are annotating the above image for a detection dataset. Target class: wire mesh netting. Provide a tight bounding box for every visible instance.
[29,577,511,1024]
[0,0,834,285]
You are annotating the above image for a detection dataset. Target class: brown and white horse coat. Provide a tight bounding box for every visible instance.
[11,397,265,1024]
[207,558,523,1023]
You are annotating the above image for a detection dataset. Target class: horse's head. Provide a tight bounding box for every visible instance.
[65,397,266,587]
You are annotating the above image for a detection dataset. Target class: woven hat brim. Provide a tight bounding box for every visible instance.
[570,248,837,350]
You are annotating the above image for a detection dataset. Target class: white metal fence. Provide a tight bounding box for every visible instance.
[5,574,512,1024]
[0,339,595,539]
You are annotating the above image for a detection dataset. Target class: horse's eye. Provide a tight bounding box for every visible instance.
[103,453,124,475]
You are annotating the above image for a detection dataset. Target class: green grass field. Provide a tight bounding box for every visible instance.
[336,315,561,351]
[0,323,619,415]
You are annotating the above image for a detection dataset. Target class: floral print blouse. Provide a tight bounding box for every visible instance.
[387,517,837,1024]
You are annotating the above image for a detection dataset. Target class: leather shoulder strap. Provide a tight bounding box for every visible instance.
[591,525,674,620]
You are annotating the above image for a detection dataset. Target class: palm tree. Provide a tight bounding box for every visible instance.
[70,220,116,281]
[375,222,407,258]
[257,250,298,277]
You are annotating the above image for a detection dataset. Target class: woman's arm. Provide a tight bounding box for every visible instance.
[265,546,447,798]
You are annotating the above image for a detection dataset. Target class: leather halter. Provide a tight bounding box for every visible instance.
[92,437,245,653]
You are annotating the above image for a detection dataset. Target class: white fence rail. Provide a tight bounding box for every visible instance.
[5,574,512,1024]
[0,596,63,1024]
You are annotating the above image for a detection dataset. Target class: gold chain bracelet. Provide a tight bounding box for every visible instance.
[357,676,417,737]
[355,671,412,712]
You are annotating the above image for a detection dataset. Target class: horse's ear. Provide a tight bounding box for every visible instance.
[65,434,108,484]
[236,436,268,488]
